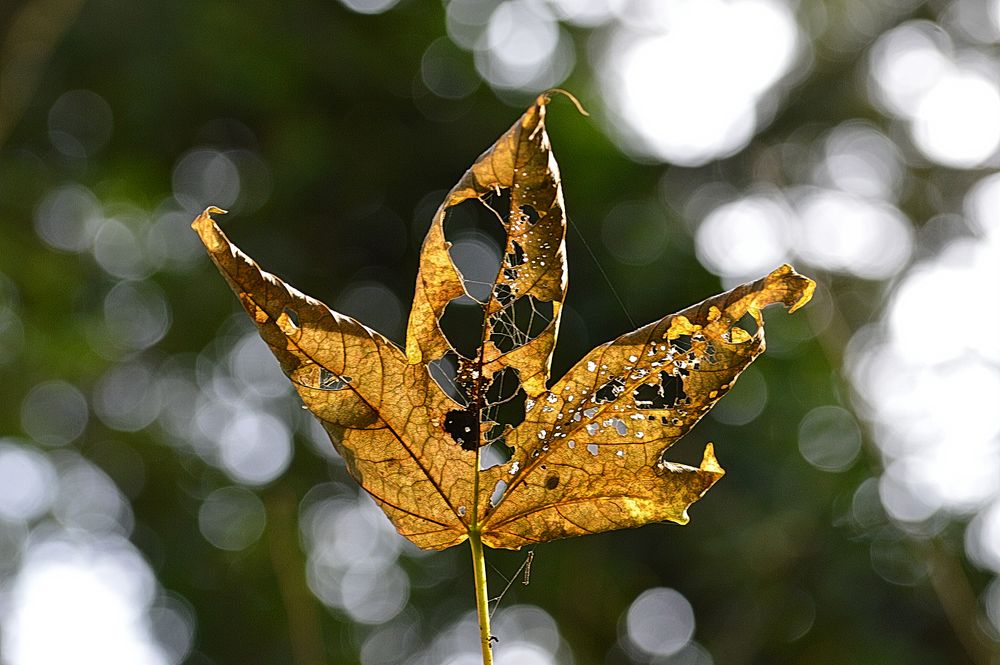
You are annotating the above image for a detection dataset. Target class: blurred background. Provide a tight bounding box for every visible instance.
[1,0,999,663]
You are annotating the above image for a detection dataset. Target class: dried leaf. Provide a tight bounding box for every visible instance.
[192,93,814,551]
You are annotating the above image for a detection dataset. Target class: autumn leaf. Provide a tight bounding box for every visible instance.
[192,93,814,552]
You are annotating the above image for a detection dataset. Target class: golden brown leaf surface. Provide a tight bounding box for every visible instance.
[192,93,815,551]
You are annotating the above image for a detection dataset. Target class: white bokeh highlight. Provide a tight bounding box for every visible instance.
[793,188,913,280]
[869,21,1000,168]
[600,0,799,165]
[0,442,57,522]
[847,173,1000,524]
[695,193,794,281]
[624,587,695,658]
[1,535,174,665]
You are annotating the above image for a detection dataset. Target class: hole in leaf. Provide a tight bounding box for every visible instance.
[519,204,540,225]
[632,372,687,409]
[440,298,485,359]
[726,311,759,343]
[444,192,508,302]
[429,352,467,404]
[318,368,352,391]
[483,367,526,432]
[505,240,526,267]
[490,479,508,507]
[489,295,553,353]
[444,408,479,451]
[493,283,514,305]
[701,342,718,366]
[672,334,693,354]
[483,188,513,224]
[448,234,501,302]
[481,438,514,467]
[593,377,625,404]
[282,307,299,327]
[736,311,758,334]
[444,190,510,241]
[586,443,599,456]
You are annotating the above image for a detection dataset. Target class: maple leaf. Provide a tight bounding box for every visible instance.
[192,93,814,552]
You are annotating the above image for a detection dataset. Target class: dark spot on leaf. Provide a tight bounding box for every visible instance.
[545,474,559,490]
[455,356,479,386]
[593,377,625,404]
[444,408,479,451]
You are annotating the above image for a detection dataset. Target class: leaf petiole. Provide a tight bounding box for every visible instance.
[469,528,493,665]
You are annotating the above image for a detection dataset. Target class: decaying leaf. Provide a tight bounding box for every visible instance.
[192,93,814,551]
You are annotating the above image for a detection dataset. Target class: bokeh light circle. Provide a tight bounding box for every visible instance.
[218,411,293,485]
[20,381,89,447]
[912,69,1000,168]
[625,587,695,657]
[0,442,57,521]
[198,486,267,551]
[695,194,793,280]
[600,0,798,165]
[798,405,862,472]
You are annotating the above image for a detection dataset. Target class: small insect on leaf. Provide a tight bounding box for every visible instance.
[192,92,814,552]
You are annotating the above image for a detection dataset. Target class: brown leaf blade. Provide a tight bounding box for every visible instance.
[193,97,815,553]
[478,265,813,549]
[192,208,475,550]
[405,95,567,398]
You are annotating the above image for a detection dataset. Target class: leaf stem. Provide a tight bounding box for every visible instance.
[469,529,494,665]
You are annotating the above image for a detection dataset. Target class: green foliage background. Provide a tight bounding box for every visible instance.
[0,1,996,664]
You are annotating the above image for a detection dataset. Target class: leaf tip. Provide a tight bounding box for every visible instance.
[191,206,229,253]
[700,443,724,476]
[788,277,816,314]
[766,264,816,314]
